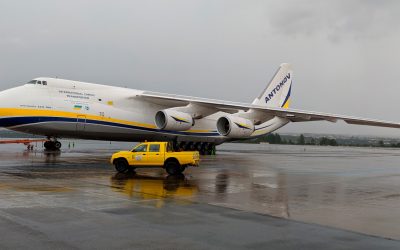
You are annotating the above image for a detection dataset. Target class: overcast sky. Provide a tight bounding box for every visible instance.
[1,0,400,136]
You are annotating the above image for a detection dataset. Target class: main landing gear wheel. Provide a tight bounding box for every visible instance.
[165,160,185,175]
[54,141,62,150]
[44,140,62,150]
[114,159,130,173]
[202,143,215,155]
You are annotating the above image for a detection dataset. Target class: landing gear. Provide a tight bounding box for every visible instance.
[197,143,216,155]
[44,140,62,151]
[54,141,62,149]
[173,141,216,155]
[199,143,214,155]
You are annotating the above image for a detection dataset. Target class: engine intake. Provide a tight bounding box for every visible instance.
[155,110,194,131]
[217,116,255,138]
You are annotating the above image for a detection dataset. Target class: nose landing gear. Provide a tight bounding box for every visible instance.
[44,140,62,151]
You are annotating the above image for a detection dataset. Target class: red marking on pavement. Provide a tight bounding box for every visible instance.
[0,139,47,145]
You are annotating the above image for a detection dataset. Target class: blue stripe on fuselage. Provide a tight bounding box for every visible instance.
[0,116,220,137]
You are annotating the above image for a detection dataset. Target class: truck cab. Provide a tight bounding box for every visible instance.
[111,142,200,175]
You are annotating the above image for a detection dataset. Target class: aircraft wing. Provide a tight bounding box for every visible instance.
[138,91,400,129]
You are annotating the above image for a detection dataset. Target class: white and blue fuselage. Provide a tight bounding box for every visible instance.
[2,63,393,145]
[0,77,288,144]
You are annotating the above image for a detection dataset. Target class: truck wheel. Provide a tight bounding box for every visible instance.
[165,160,182,175]
[114,159,129,173]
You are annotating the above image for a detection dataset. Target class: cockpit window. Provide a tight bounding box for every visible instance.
[27,80,47,85]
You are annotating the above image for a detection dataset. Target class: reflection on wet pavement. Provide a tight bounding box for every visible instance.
[0,142,400,241]
[110,173,198,208]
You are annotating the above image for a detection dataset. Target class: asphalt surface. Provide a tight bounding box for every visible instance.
[0,141,399,249]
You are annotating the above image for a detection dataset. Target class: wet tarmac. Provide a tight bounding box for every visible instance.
[0,141,400,249]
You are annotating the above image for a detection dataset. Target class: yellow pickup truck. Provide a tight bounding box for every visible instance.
[110,142,200,175]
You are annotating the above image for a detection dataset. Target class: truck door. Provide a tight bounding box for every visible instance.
[147,143,164,166]
[130,144,148,165]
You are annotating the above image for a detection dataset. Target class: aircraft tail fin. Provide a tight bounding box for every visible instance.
[252,63,293,109]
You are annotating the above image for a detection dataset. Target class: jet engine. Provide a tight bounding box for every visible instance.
[216,115,255,138]
[155,109,194,131]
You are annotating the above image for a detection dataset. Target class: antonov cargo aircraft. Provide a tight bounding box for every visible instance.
[0,63,399,154]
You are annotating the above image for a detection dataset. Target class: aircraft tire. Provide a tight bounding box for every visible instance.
[44,141,56,150]
[199,148,205,155]
[44,141,52,150]
[44,140,62,151]
[199,143,207,155]
[114,159,129,173]
[204,144,213,155]
[54,141,62,150]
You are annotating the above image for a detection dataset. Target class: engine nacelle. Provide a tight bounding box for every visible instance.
[216,116,255,138]
[155,109,194,131]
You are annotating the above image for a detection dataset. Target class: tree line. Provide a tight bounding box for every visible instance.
[247,133,400,148]
[260,133,338,146]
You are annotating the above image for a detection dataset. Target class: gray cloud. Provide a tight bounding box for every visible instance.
[265,0,400,41]
[0,0,399,136]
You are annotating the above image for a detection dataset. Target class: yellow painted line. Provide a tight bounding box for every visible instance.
[188,129,212,133]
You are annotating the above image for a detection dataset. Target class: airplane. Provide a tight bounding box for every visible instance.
[0,63,399,154]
